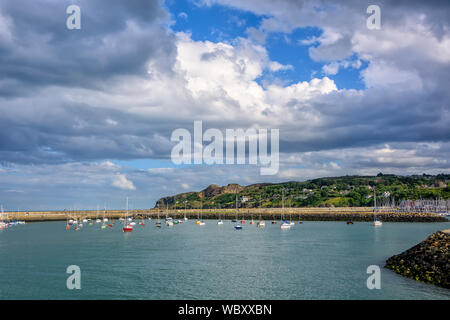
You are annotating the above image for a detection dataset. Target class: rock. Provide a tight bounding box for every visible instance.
[385,231,450,289]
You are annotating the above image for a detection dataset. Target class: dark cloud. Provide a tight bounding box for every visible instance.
[0,0,176,94]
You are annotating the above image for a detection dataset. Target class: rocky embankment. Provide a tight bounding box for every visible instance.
[5,208,448,222]
[385,230,450,289]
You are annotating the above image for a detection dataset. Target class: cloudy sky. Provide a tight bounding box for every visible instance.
[0,0,449,210]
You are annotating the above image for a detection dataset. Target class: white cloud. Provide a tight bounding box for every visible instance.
[178,12,188,20]
[269,61,293,72]
[112,174,136,190]
[322,62,340,75]
[322,59,362,75]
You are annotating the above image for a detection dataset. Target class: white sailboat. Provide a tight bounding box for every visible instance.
[257,197,265,227]
[257,213,265,228]
[184,200,188,221]
[198,202,205,226]
[280,189,291,229]
[95,205,101,223]
[101,208,107,229]
[217,204,223,225]
[156,205,161,228]
[373,189,382,227]
[234,195,242,230]
[166,203,174,226]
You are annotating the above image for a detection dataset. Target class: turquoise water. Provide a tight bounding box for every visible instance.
[0,220,449,300]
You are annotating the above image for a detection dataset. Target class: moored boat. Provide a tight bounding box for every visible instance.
[280,221,291,229]
[373,189,383,227]
[123,197,133,232]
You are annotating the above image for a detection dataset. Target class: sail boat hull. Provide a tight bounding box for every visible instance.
[123,226,133,232]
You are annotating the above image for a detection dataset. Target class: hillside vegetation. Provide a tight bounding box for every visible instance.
[155,173,450,209]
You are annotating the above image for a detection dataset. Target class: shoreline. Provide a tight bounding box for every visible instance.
[3,207,448,223]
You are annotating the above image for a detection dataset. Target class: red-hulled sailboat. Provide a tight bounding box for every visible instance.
[123,197,133,232]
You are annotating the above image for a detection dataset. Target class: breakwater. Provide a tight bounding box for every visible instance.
[4,207,447,222]
[385,230,450,289]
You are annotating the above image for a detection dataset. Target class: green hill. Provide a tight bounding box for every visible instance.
[155,173,450,209]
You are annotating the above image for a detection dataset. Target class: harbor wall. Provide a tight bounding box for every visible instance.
[3,207,448,222]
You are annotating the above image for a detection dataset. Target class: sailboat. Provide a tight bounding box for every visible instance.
[101,208,107,229]
[373,189,382,227]
[123,197,133,232]
[93,205,100,223]
[257,198,265,227]
[68,210,74,226]
[198,202,205,226]
[64,210,71,229]
[217,204,223,225]
[280,190,291,229]
[234,195,242,230]
[74,214,81,230]
[95,206,101,223]
[155,205,162,228]
[72,211,77,226]
[166,203,174,226]
[108,208,114,227]
[288,201,295,226]
[78,213,84,228]
[184,201,188,221]
[257,212,265,228]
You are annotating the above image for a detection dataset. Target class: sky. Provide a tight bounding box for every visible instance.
[0,0,449,210]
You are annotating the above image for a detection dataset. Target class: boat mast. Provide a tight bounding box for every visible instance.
[374,189,377,221]
[157,203,160,222]
[235,194,238,220]
[126,196,129,222]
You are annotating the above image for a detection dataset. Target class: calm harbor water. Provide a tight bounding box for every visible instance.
[0,220,449,299]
